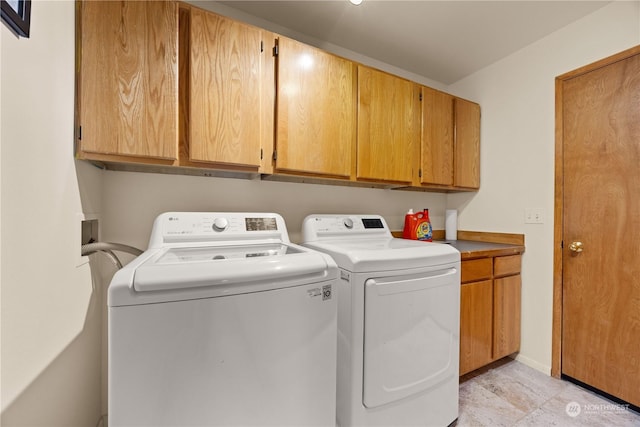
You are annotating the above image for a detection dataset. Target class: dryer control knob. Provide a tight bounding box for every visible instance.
[212,217,229,232]
[343,218,354,229]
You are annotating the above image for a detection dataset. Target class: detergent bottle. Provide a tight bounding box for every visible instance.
[416,209,433,241]
[402,209,418,240]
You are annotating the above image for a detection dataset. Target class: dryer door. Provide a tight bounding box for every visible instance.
[362,266,460,408]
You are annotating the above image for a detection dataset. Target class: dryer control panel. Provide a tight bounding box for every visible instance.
[301,214,392,242]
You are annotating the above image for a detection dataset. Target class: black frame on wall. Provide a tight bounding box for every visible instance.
[1,0,31,38]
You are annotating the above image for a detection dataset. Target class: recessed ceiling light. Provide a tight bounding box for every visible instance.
[349,0,363,5]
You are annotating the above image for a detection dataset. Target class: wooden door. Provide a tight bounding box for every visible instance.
[357,66,419,184]
[560,48,640,407]
[188,8,262,167]
[79,0,178,161]
[420,87,454,186]
[275,37,356,178]
[454,99,481,189]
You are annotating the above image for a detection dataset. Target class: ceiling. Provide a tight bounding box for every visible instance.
[217,1,611,84]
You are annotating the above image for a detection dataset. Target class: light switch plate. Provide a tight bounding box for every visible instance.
[525,208,544,224]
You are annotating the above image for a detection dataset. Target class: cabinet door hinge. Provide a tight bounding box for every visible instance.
[272,150,277,161]
[273,44,279,56]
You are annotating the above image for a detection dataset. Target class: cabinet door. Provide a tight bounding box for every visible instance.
[459,280,493,376]
[188,8,262,167]
[420,87,454,186]
[357,66,419,183]
[493,274,521,359]
[79,0,178,161]
[454,98,481,189]
[276,37,356,177]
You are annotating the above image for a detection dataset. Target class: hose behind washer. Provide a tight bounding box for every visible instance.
[81,242,144,269]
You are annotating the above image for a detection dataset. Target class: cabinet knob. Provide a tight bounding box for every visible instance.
[569,241,583,252]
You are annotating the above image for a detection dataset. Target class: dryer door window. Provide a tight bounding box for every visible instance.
[362,267,460,408]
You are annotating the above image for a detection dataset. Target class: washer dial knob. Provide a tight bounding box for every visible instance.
[212,217,229,232]
[343,218,354,229]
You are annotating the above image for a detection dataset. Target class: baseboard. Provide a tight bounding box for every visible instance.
[512,353,552,376]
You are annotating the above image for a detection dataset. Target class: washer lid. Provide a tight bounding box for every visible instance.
[133,243,314,292]
[303,238,459,272]
[109,243,337,306]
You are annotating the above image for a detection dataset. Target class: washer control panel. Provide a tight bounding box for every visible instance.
[148,212,288,247]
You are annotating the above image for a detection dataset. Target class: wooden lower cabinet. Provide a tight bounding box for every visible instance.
[493,274,522,359]
[460,255,522,376]
[460,280,493,375]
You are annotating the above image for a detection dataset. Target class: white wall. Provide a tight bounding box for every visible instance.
[1,1,104,426]
[101,172,446,249]
[447,1,640,373]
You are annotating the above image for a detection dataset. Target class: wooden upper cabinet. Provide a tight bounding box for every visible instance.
[454,98,481,189]
[184,7,265,168]
[78,0,178,162]
[357,66,419,184]
[275,37,356,178]
[420,87,454,186]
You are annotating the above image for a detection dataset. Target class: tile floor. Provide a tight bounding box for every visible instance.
[457,359,640,426]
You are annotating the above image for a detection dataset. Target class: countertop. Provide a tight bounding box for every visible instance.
[392,229,525,259]
[438,239,525,260]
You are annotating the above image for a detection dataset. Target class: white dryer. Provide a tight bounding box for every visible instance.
[302,214,460,427]
[108,212,338,427]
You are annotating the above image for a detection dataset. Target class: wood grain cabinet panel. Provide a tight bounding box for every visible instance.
[454,98,481,189]
[420,87,454,186]
[275,37,356,178]
[78,0,178,162]
[416,89,480,190]
[493,274,522,359]
[186,8,263,168]
[460,280,494,375]
[461,258,493,283]
[357,66,419,184]
[494,254,522,277]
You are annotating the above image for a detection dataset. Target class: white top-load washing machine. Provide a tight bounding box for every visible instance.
[302,214,461,427]
[108,212,338,427]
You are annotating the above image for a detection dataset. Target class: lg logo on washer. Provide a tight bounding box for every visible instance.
[307,285,333,301]
[322,285,332,301]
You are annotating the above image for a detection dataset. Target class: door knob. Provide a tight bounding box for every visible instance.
[569,241,583,252]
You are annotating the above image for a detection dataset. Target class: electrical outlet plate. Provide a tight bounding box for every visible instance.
[77,212,100,267]
[524,208,544,224]
[82,219,99,245]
